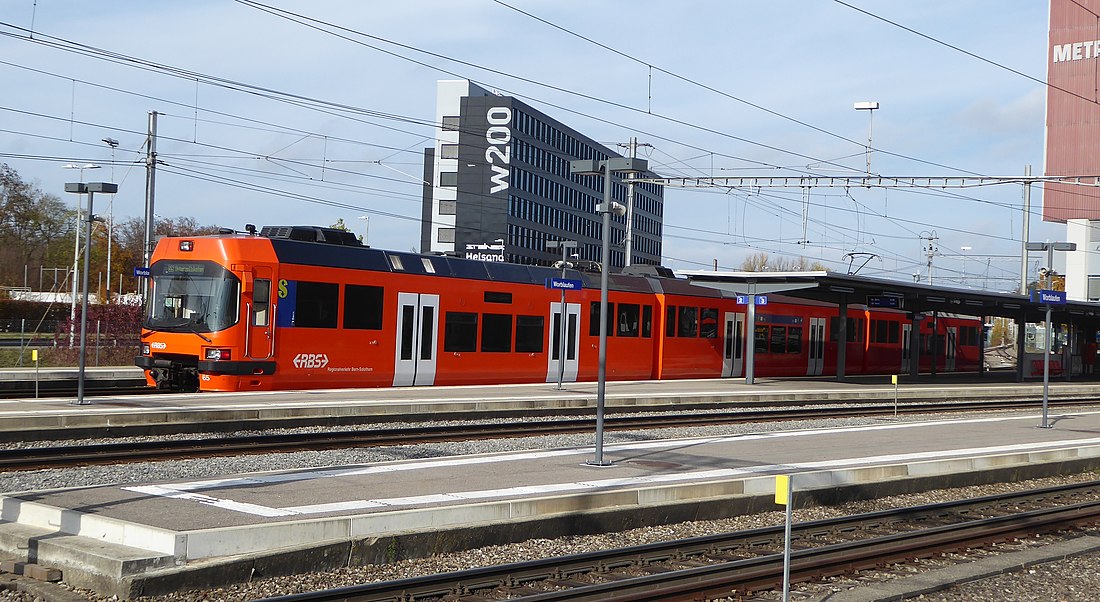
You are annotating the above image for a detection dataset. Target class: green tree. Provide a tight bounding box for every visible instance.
[0,164,75,288]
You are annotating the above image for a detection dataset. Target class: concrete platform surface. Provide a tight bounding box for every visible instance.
[3,408,1100,597]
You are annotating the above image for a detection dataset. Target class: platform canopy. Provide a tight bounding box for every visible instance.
[676,270,1100,324]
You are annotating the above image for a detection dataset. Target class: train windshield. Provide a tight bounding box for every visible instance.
[144,260,240,333]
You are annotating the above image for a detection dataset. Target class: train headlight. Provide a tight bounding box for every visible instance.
[204,347,231,361]
[141,343,150,356]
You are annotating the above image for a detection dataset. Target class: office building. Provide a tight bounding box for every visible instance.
[421,80,664,268]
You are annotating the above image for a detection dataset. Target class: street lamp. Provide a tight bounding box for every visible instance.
[63,164,100,344]
[960,246,972,285]
[65,181,119,406]
[853,101,879,175]
[569,156,649,466]
[547,239,578,390]
[102,139,120,302]
[358,215,370,245]
[1025,240,1076,428]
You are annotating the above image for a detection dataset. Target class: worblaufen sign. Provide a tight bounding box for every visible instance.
[1031,289,1067,305]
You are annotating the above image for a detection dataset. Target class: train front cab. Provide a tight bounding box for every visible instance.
[135,236,279,392]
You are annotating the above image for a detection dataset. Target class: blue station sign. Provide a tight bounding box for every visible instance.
[1031,289,1067,305]
[546,278,583,291]
[735,295,768,305]
[133,266,151,278]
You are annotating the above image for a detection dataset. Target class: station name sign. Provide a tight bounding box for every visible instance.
[546,278,583,291]
[1031,289,1067,305]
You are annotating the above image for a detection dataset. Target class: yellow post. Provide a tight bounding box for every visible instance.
[891,374,899,419]
[32,349,39,399]
[776,474,793,601]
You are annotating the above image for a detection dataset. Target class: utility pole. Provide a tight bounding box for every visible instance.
[1019,165,1031,295]
[920,231,939,285]
[102,137,119,303]
[616,138,652,267]
[143,111,158,300]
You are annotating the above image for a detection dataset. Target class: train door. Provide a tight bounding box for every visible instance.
[393,292,440,386]
[545,301,581,383]
[807,317,826,375]
[902,323,912,372]
[247,268,273,359]
[721,312,745,377]
[945,326,957,371]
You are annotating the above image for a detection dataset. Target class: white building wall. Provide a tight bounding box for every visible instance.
[1065,218,1100,301]
[428,80,492,254]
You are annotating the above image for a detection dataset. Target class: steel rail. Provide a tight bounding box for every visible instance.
[253,481,1100,601]
[2,397,1098,471]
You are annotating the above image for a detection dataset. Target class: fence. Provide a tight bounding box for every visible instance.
[0,319,140,368]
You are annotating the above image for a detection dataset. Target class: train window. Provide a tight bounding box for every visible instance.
[421,258,437,274]
[253,279,270,327]
[665,306,676,337]
[443,312,477,352]
[829,317,860,342]
[754,325,769,353]
[788,326,803,354]
[294,281,338,328]
[590,302,615,337]
[481,313,513,352]
[677,306,698,338]
[889,321,899,343]
[515,315,544,352]
[343,284,384,330]
[770,326,787,353]
[389,255,404,271]
[617,303,640,337]
[642,305,653,338]
[485,291,513,304]
[700,308,718,339]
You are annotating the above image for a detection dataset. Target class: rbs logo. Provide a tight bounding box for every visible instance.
[293,353,329,369]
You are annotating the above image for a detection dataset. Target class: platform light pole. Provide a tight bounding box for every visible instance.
[1025,241,1075,429]
[569,156,649,466]
[65,182,118,406]
[853,101,879,175]
[547,240,578,390]
[63,163,100,344]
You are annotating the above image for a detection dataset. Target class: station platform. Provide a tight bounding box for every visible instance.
[2,407,1100,597]
[2,369,1100,437]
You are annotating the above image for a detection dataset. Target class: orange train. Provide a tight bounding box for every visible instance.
[135,226,983,392]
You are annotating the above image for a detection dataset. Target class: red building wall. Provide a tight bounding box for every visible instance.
[1044,0,1100,222]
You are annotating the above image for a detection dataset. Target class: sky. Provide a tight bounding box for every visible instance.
[0,1,1068,291]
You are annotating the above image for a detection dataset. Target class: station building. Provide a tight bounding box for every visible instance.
[420,80,664,269]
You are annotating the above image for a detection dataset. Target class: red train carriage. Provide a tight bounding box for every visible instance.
[135,226,982,392]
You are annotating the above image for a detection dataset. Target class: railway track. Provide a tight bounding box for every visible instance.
[256,481,1100,602]
[2,397,1098,471]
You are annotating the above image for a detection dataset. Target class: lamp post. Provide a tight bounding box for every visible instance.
[63,163,100,344]
[547,240,578,390]
[960,246,972,286]
[853,101,879,175]
[1025,240,1076,428]
[569,156,649,466]
[358,215,370,245]
[102,139,119,303]
[65,182,119,406]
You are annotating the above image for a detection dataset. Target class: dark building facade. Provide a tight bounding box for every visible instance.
[421,80,664,268]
